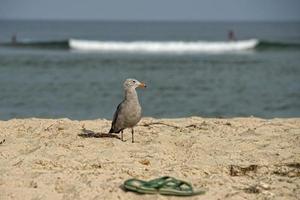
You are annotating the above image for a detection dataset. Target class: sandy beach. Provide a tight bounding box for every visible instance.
[0,117,299,199]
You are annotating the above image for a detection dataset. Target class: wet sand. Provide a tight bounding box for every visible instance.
[0,117,299,199]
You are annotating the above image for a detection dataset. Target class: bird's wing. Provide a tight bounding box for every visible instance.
[110,101,125,133]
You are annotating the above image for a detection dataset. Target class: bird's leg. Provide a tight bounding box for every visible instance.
[131,128,134,143]
[121,130,124,142]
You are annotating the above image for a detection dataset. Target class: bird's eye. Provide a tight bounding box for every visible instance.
[133,80,136,83]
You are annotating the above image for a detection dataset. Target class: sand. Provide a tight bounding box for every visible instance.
[0,117,299,200]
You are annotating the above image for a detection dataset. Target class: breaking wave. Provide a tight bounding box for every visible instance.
[69,39,259,53]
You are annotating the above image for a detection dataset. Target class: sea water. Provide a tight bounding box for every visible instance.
[0,20,299,120]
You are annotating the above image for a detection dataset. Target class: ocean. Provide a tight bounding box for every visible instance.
[0,20,299,120]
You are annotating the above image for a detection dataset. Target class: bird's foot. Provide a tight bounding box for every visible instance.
[118,137,126,142]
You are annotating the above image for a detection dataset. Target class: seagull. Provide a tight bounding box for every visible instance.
[109,78,146,143]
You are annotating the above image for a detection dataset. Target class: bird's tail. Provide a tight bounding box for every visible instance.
[109,127,121,134]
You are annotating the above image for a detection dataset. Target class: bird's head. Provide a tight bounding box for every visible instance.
[124,78,146,90]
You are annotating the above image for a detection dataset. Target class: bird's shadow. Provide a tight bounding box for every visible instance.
[78,128,120,139]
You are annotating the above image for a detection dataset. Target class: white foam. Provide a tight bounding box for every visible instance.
[69,39,259,53]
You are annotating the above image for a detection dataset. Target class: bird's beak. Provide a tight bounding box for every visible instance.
[138,82,147,88]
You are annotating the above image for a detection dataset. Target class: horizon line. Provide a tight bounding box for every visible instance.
[1,18,300,23]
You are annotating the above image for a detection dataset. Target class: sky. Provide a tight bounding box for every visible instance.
[0,0,300,21]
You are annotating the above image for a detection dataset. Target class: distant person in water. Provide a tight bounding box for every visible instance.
[228,30,236,41]
[11,34,17,44]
